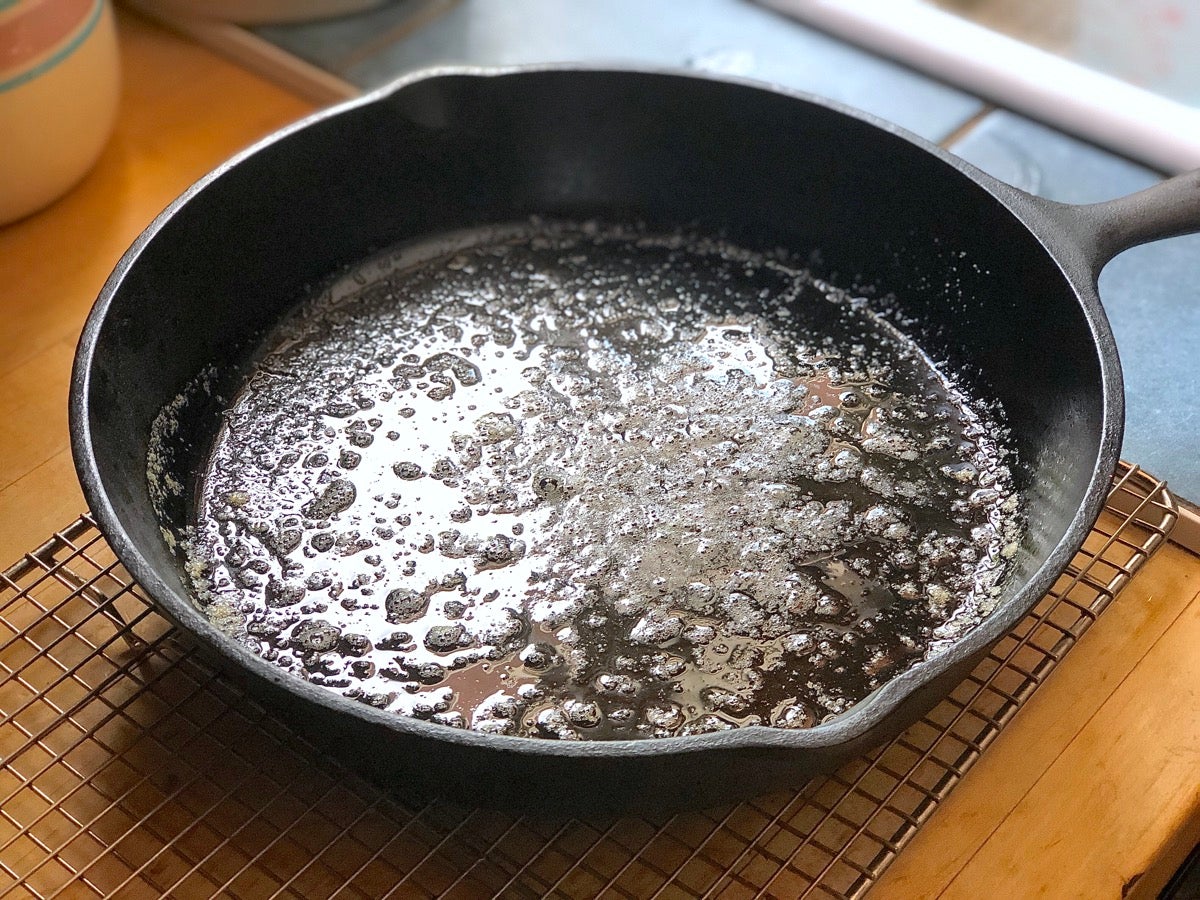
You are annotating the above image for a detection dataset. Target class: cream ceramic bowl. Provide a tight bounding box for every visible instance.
[0,0,119,226]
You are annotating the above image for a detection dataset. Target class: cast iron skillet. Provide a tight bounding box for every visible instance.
[70,67,1200,813]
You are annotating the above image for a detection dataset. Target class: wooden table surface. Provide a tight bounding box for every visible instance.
[1,12,1197,898]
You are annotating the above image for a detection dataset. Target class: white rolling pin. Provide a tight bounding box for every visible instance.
[761,0,1200,174]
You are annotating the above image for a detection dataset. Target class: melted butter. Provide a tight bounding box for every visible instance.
[178,223,1022,740]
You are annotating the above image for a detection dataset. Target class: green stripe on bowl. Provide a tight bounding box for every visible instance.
[0,0,103,94]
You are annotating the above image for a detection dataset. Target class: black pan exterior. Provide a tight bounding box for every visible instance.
[70,68,1121,812]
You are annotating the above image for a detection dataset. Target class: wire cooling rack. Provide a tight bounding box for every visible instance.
[0,463,1177,899]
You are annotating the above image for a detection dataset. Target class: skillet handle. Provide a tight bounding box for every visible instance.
[1047,169,1200,272]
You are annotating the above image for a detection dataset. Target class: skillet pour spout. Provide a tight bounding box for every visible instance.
[70,66,1200,813]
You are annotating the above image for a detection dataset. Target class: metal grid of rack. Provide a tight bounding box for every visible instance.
[0,463,1177,898]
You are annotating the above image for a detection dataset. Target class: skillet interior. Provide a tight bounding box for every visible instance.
[72,69,1116,811]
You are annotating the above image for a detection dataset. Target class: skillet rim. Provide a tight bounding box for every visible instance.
[69,63,1123,761]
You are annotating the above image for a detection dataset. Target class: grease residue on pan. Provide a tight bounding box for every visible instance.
[152,221,1022,740]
